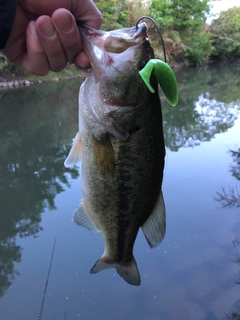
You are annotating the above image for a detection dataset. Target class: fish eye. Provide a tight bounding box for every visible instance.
[139,60,148,70]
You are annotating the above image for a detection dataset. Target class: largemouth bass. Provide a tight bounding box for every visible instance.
[65,22,167,286]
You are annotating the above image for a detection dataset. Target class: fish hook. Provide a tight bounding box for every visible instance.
[136,16,167,63]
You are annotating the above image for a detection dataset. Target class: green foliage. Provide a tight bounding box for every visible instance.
[116,0,130,27]
[94,0,118,29]
[149,0,211,64]
[94,0,129,29]
[181,32,212,65]
[149,0,174,32]
[171,0,210,33]
[117,10,129,27]
[127,0,148,26]
[0,53,7,71]
[210,6,240,59]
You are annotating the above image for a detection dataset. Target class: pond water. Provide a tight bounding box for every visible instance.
[0,62,240,320]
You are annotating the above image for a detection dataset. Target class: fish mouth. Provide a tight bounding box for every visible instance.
[77,21,147,41]
[105,22,147,41]
[112,22,147,40]
[77,22,149,79]
[77,22,148,56]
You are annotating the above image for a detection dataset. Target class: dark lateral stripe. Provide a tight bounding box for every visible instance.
[115,140,135,262]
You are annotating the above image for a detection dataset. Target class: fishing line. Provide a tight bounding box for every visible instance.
[136,16,167,63]
[38,238,57,320]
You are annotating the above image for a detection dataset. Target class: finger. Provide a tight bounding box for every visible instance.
[35,16,67,72]
[52,9,82,64]
[73,0,103,29]
[74,51,90,70]
[21,21,50,76]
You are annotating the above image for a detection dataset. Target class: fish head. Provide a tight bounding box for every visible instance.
[79,23,155,107]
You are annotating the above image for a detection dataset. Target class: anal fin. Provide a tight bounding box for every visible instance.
[142,190,166,248]
[64,132,82,167]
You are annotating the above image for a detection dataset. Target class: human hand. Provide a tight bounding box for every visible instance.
[0,0,102,75]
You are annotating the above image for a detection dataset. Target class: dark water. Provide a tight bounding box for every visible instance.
[0,62,240,320]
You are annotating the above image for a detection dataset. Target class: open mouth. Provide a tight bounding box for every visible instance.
[77,21,147,41]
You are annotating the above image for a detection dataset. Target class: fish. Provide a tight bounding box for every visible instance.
[65,22,167,286]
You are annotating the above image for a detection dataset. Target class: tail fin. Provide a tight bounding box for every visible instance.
[116,258,141,286]
[90,256,141,286]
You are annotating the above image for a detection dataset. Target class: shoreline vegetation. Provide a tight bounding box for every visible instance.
[1,1,240,87]
[0,65,85,90]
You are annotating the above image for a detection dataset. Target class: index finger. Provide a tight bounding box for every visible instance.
[72,0,103,29]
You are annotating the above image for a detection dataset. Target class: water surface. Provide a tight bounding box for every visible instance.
[0,63,240,320]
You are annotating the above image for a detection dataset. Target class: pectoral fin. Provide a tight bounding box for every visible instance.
[72,200,100,232]
[141,190,166,248]
[64,132,82,167]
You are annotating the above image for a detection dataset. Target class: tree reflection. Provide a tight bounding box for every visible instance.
[0,79,82,297]
[163,94,240,151]
[227,235,240,320]
[163,62,240,151]
[214,147,240,319]
[1,62,240,299]
[215,148,240,208]
[230,149,240,182]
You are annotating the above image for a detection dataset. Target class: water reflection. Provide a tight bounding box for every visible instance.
[0,80,82,297]
[164,98,239,153]
[162,62,240,151]
[214,146,240,318]
[227,225,240,320]
[0,62,239,317]
[215,148,240,207]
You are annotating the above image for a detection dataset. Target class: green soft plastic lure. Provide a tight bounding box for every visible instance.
[139,59,178,106]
